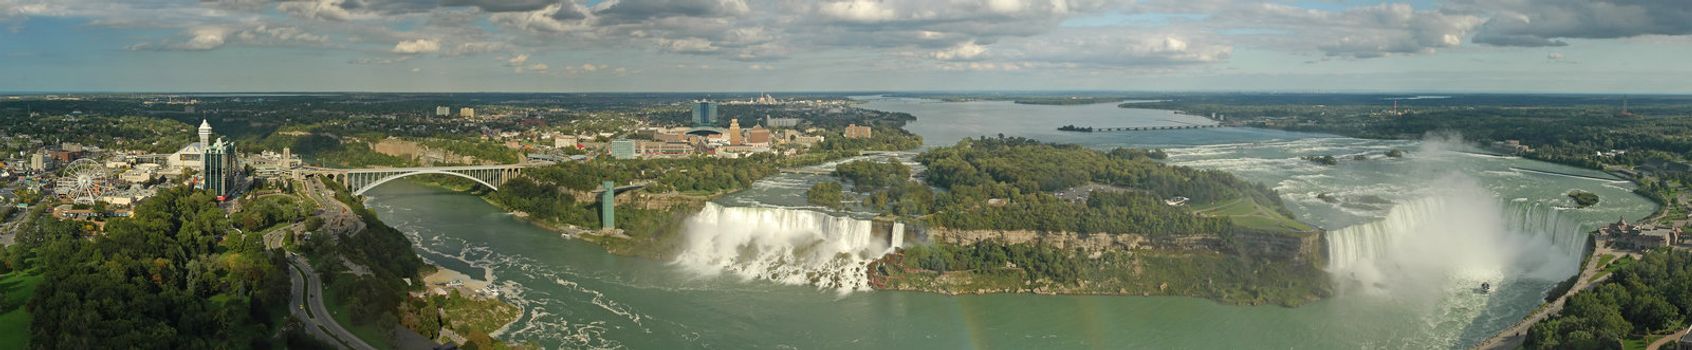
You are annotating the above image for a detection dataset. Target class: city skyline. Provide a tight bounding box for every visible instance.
[3,0,1691,93]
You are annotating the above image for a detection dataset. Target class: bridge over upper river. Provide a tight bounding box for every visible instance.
[305,164,533,195]
[304,163,647,196]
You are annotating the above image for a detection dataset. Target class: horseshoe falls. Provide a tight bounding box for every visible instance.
[1325,180,1588,297]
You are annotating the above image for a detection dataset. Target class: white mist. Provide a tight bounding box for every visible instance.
[673,203,902,293]
[1326,174,1584,299]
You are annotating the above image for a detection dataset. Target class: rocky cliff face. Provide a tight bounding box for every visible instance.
[925,227,1324,263]
[1227,231,1325,264]
[926,227,1144,253]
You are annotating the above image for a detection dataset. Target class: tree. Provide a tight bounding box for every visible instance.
[806,182,845,210]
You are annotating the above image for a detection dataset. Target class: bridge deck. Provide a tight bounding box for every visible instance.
[1089,124,1224,132]
[306,163,535,175]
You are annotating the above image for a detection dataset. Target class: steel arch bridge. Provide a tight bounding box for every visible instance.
[312,164,530,195]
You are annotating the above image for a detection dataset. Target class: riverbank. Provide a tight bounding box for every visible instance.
[422,265,492,295]
[407,265,526,349]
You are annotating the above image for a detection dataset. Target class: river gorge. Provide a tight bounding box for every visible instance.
[364,97,1655,349]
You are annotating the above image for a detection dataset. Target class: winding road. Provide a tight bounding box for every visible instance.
[289,253,377,350]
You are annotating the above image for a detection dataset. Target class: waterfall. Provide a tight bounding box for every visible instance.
[674,202,897,292]
[1325,183,1587,294]
[891,222,906,249]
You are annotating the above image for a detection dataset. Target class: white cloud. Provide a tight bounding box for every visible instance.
[1464,0,1692,47]
[916,27,1228,70]
[1208,3,1484,58]
[659,37,719,53]
[448,41,511,56]
[818,0,897,23]
[392,38,441,54]
[128,23,330,51]
[277,0,365,21]
[350,56,413,64]
[503,54,550,73]
[180,27,231,50]
[490,3,593,33]
[930,41,987,61]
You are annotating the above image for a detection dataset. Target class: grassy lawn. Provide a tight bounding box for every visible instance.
[322,280,394,350]
[1193,198,1315,233]
[1622,335,1663,350]
[0,271,44,350]
[1597,256,1637,281]
[1597,254,1617,269]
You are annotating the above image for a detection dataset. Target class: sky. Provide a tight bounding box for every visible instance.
[2,0,1691,93]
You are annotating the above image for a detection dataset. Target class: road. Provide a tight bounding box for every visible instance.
[301,177,365,236]
[289,253,377,350]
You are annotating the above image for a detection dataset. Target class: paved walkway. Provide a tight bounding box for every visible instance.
[1646,326,1691,350]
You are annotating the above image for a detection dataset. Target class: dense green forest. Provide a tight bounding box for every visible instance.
[869,137,1324,303]
[1,187,290,349]
[912,137,1294,235]
[231,195,311,232]
[1527,249,1692,349]
[806,181,845,210]
[833,159,910,192]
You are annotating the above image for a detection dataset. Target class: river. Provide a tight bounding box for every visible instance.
[364,97,1655,349]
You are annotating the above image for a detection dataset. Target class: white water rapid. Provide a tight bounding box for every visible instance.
[673,202,904,292]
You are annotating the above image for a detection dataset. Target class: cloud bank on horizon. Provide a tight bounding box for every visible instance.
[2,0,1690,92]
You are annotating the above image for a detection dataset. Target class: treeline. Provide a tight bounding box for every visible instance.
[488,176,598,226]
[930,190,1230,235]
[0,115,191,154]
[1,187,291,349]
[230,195,310,232]
[806,181,845,210]
[307,178,426,334]
[921,137,1278,204]
[1057,125,1095,132]
[908,136,1289,235]
[1175,100,1692,178]
[833,159,910,191]
[420,138,520,164]
[816,127,924,153]
[900,241,1084,283]
[519,154,780,193]
[246,133,411,168]
[1528,249,1692,349]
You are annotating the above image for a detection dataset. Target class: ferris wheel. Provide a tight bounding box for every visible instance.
[57,158,110,205]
